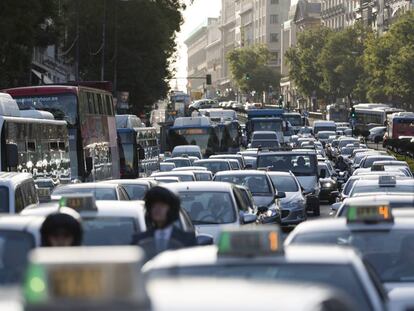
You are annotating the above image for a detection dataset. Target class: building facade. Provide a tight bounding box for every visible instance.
[321,0,359,29]
[206,18,223,98]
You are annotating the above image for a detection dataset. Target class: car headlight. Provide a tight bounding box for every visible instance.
[322,182,333,188]
[266,208,279,217]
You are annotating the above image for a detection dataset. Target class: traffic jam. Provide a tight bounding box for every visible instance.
[0,88,414,310]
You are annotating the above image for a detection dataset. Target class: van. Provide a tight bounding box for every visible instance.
[0,172,38,213]
[313,121,336,134]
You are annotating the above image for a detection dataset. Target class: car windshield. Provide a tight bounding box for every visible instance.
[173,151,200,158]
[228,161,239,170]
[35,181,54,188]
[343,179,357,196]
[167,159,191,168]
[338,140,358,149]
[341,147,353,156]
[53,187,118,200]
[179,191,236,224]
[0,231,34,284]
[82,217,137,245]
[269,175,299,192]
[194,172,211,181]
[252,120,282,132]
[362,157,395,168]
[214,175,272,195]
[148,263,370,310]
[253,133,277,140]
[318,132,335,139]
[257,154,317,176]
[350,185,414,196]
[251,140,280,148]
[291,230,414,284]
[122,184,148,200]
[195,161,230,174]
[160,164,175,172]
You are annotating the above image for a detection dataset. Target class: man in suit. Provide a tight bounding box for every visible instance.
[133,186,196,260]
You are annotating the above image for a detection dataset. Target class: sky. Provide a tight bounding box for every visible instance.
[172,0,222,91]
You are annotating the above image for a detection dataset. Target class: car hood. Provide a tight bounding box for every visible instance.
[252,195,274,207]
[296,176,318,191]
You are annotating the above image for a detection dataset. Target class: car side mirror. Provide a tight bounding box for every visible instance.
[196,234,214,246]
[85,157,93,173]
[6,143,18,168]
[275,192,286,199]
[243,213,257,224]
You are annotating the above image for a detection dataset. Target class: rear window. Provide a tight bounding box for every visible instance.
[82,217,138,245]
[122,184,148,200]
[0,187,9,213]
[53,187,118,200]
[269,176,299,192]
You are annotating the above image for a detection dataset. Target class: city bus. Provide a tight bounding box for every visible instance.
[4,84,120,181]
[326,104,349,122]
[118,126,160,178]
[353,103,404,132]
[386,112,414,140]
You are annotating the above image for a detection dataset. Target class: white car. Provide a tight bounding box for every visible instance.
[163,182,257,241]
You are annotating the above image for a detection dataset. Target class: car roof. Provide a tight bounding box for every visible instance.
[22,200,146,220]
[165,181,233,192]
[214,170,268,177]
[144,244,361,271]
[100,179,153,186]
[172,145,201,151]
[266,171,295,177]
[0,215,45,231]
[152,171,195,177]
[353,178,414,186]
[166,157,191,161]
[194,159,231,163]
[54,183,119,190]
[0,172,33,188]
[258,150,316,156]
[173,166,208,171]
[209,154,243,159]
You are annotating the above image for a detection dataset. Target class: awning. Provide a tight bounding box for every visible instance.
[31,69,54,84]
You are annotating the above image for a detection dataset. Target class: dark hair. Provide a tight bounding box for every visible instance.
[40,213,83,246]
[144,186,180,228]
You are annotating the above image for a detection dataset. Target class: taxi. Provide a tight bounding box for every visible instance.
[150,171,196,182]
[100,179,157,200]
[143,227,386,311]
[286,204,414,292]
[23,246,149,311]
[51,183,130,201]
[347,176,414,197]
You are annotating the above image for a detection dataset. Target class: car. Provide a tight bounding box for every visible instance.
[353,165,413,178]
[257,150,321,216]
[148,278,357,311]
[171,145,202,159]
[337,137,360,150]
[359,155,396,169]
[100,179,157,200]
[0,172,39,213]
[368,126,387,143]
[144,227,385,311]
[234,184,257,214]
[159,162,176,172]
[250,139,281,149]
[34,177,57,203]
[316,131,337,144]
[164,157,192,168]
[267,171,307,226]
[209,154,246,169]
[351,151,389,171]
[193,159,232,174]
[172,166,208,172]
[227,159,241,170]
[172,167,213,181]
[163,182,257,241]
[213,170,282,224]
[313,120,336,134]
[143,176,181,184]
[318,162,338,203]
[151,171,196,182]
[335,195,414,217]
[286,204,414,293]
[51,183,130,201]
[348,176,414,197]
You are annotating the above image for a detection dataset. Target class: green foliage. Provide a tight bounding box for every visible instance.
[227,45,280,96]
[0,0,58,87]
[285,27,332,99]
[61,0,184,114]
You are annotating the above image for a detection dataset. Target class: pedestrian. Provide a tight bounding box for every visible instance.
[40,209,83,247]
[133,186,196,260]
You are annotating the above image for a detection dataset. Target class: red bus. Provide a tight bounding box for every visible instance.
[387,112,414,139]
[3,85,120,182]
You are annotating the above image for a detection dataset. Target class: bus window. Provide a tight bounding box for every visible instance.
[0,187,9,213]
[87,92,95,114]
[27,142,36,152]
[96,93,103,115]
[106,95,114,116]
[15,187,24,213]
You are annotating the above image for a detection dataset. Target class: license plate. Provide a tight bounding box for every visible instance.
[50,267,103,299]
[38,188,50,197]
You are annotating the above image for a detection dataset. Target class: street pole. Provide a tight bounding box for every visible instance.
[113,0,118,95]
[75,0,80,81]
[101,0,107,81]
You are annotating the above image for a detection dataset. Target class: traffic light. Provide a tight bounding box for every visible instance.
[206,74,212,85]
[245,73,251,80]
[350,107,356,119]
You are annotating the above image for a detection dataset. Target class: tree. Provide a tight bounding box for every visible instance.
[61,0,185,114]
[227,45,280,100]
[0,1,58,87]
[319,23,368,103]
[285,27,332,101]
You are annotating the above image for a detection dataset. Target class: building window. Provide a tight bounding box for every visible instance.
[270,33,279,42]
[270,0,279,4]
[270,15,279,24]
[271,51,279,61]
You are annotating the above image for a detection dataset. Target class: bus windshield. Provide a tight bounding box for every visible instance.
[257,154,317,176]
[14,94,78,126]
[168,127,218,157]
[284,115,302,126]
[251,120,282,132]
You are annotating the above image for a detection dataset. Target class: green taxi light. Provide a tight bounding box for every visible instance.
[24,264,48,304]
[59,194,96,211]
[347,205,393,223]
[218,227,283,257]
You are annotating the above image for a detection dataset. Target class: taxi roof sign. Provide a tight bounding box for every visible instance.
[347,204,393,223]
[24,246,149,309]
[218,226,283,257]
[59,193,97,211]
